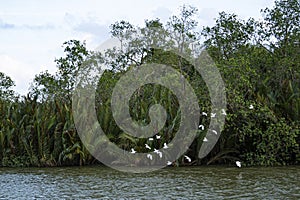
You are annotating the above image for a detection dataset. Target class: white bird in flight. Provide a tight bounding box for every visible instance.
[163,143,168,149]
[167,161,172,165]
[211,113,216,118]
[212,130,218,135]
[157,151,162,158]
[198,124,204,130]
[221,109,227,116]
[156,135,161,139]
[236,161,241,168]
[153,149,163,158]
[145,144,151,150]
[203,137,208,142]
[148,138,154,141]
[184,155,191,162]
[202,112,208,116]
[249,104,254,109]
[147,154,153,160]
[130,148,136,154]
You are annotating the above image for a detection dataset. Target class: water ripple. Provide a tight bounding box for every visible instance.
[0,166,299,199]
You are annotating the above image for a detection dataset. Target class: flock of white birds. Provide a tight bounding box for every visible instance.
[129,104,254,167]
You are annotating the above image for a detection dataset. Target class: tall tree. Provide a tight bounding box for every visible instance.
[202,11,257,61]
[0,72,15,100]
[259,0,300,121]
[31,40,90,101]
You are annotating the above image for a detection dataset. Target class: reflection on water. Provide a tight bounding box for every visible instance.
[0,166,299,199]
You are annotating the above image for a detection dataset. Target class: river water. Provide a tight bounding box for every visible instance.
[0,166,299,199]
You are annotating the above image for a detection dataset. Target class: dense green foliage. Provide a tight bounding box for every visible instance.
[0,0,299,167]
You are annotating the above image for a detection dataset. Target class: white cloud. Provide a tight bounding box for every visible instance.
[0,18,56,30]
[22,23,56,30]
[0,55,36,95]
[74,21,109,36]
[198,8,219,27]
[151,7,172,23]
[0,19,15,29]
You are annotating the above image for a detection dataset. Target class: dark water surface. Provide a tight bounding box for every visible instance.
[0,166,299,199]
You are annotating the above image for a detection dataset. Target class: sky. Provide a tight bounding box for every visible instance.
[0,0,274,95]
